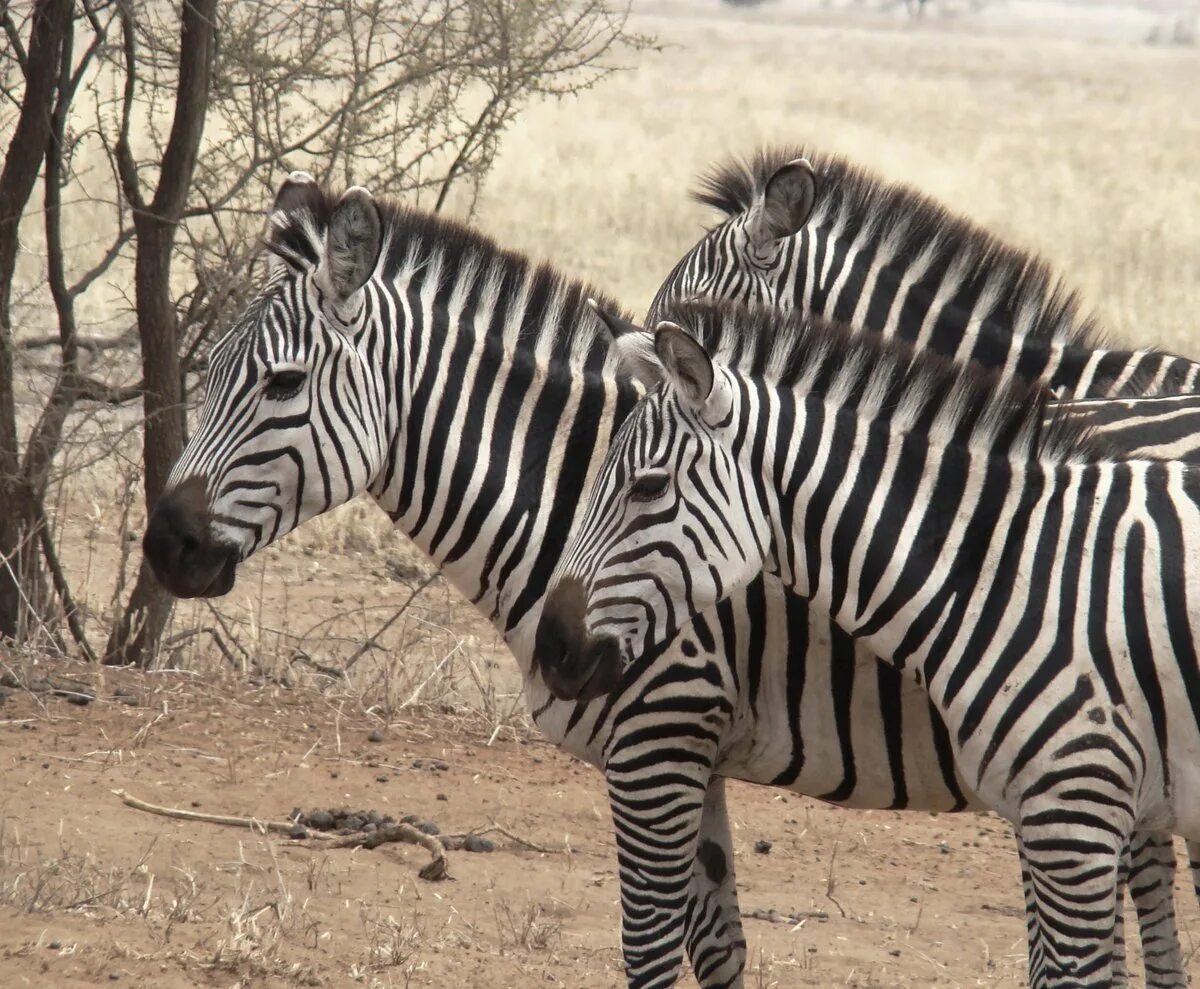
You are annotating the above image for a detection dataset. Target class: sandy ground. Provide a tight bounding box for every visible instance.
[1,664,1197,988]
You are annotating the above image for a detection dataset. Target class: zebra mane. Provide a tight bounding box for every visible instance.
[660,299,1109,465]
[266,186,629,373]
[691,146,1100,349]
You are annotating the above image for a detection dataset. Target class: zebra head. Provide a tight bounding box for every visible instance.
[143,173,390,598]
[646,156,816,324]
[534,322,771,698]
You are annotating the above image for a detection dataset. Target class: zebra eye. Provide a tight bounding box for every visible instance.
[630,471,670,503]
[264,368,306,400]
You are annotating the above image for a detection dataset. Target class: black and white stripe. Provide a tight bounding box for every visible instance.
[546,299,1200,987]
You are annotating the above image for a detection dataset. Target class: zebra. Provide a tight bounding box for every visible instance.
[1058,393,1200,463]
[537,299,1200,987]
[141,174,1187,988]
[646,146,1200,402]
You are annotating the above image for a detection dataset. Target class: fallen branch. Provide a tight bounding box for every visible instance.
[327,824,449,881]
[112,789,449,880]
[113,788,299,834]
[446,824,568,855]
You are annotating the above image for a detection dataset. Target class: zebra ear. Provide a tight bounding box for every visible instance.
[318,187,383,304]
[587,298,643,339]
[272,171,320,218]
[747,158,816,247]
[654,322,714,407]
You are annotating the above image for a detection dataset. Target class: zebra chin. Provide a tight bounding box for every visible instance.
[142,475,242,599]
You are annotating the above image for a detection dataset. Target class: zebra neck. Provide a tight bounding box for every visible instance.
[371,329,631,653]
[799,226,1183,399]
[769,411,1026,668]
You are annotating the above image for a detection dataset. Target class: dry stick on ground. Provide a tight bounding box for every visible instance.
[111,788,449,881]
[445,824,569,855]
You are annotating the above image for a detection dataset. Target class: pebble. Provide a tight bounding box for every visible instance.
[417,820,440,836]
[289,825,307,839]
[463,835,494,853]
[367,729,384,743]
[436,793,448,802]
[753,839,772,855]
[48,940,61,950]
[889,949,902,957]
[375,774,389,783]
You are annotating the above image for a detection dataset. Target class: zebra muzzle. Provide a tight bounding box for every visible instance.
[535,578,624,703]
[143,476,240,599]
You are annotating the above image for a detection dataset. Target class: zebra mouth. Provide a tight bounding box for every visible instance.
[540,635,623,704]
[142,476,241,599]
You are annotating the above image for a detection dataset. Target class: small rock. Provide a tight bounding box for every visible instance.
[412,759,423,769]
[367,729,384,743]
[116,694,139,706]
[366,810,383,825]
[375,774,389,783]
[109,974,120,981]
[753,839,772,855]
[436,793,448,802]
[463,835,494,853]
[417,820,440,836]
[939,843,951,855]
[0,688,10,704]
[63,690,94,706]
[191,800,201,808]
[889,949,901,958]
[289,825,307,839]
[48,940,62,950]
[431,760,448,771]
[343,815,365,831]
[330,771,339,779]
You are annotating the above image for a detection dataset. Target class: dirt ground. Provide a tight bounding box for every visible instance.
[1,665,1197,989]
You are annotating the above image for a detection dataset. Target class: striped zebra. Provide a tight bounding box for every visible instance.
[1058,393,1200,463]
[538,299,1200,987]
[141,175,1186,988]
[646,147,1200,402]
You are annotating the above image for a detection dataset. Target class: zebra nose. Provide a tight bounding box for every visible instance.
[143,476,239,599]
[535,579,623,702]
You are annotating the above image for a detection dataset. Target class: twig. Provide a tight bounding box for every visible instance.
[111,789,449,880]
[112,789,298,834]
[445,824,568,855]
[342,573,438,673]
[35,507,97,663]
[326,824,449,881]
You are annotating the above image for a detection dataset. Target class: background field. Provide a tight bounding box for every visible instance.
[3,1,1199,986]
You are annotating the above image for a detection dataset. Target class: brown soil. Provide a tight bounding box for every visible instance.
[1,665,1195,988]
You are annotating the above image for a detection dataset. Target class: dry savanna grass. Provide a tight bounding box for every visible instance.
[3,1,1199,985]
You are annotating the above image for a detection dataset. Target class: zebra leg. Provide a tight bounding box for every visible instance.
[684,777,746,988]
[1018,820,1125,988]
[1127,831,1186,989]
[608,743,717,988]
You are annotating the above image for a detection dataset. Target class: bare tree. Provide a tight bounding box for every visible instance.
[0,0,646,665]
[0,0,73,642]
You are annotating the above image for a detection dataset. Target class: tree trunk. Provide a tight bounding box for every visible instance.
[0,0,74,641]
[104,0,218,666]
